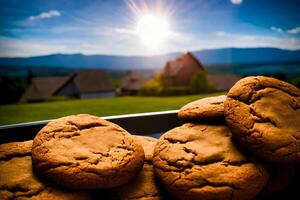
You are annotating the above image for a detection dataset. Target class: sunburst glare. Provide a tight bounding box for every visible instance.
[126,0,175,49]
[136,14,170,47]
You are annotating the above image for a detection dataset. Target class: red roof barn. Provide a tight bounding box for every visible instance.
[161,52,204,86]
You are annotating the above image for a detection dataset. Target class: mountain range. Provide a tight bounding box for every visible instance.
[0,47,300,70]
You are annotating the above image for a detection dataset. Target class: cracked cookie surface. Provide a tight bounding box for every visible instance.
[113,136,164,200]
[32,114,145,189]
[224,76,300,163]
[0,141,90,200]
[153,123,269,200]
[178,95,226,121]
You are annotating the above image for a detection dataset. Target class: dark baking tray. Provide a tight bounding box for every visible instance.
[0,110,298,199]
[0,110,181,143]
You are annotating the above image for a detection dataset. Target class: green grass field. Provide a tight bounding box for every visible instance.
[0,92,224,125]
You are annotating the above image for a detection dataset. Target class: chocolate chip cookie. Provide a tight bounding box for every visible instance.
[224,76,300,163]
[178,95,226,121]
[32,114,145,189]
[0,141,90,200]
[153,123,269,200]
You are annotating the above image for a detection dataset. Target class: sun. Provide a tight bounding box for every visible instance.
[136,14,170,48]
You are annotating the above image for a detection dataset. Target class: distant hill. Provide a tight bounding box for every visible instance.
[0,53,179,70]
[0,48,300,69]
[193,48,300,65]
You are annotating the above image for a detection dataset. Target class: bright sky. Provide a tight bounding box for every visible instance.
[0,0,300,57]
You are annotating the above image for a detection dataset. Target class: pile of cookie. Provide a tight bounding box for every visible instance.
[155,76,300,200]
[0,113,165,200]
[0,76,299,200]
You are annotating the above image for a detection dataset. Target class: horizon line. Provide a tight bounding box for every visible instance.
[1,46,300,59]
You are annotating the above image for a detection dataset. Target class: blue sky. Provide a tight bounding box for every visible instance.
[0,0,300,57]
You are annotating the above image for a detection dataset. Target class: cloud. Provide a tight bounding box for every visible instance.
[230,0,243,5]
[113,27,189,43]
[287,27,300,34]
[225,33,300,49]
[215,31,226,36]
[1,29,300,58]
[167,32,300,53]
[271,26,300,34]
[270,26,283,33]
[114,28,136,35]
[28,10,61,21]
[0,36,67,57]
[0,32,152,57]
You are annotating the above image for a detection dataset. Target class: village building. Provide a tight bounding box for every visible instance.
[160,52,241,91]
[21,70,115,102]
[161,52,204,86]
[118,70,148,95]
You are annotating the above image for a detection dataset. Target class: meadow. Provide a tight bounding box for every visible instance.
[0,92,224,125]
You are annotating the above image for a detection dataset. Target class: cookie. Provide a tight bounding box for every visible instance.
[178,95,226,121]
[113,136,164,200]
[32,114,145,189]
[153,123,269,200]
[224,76,300,163]
[0,141,90,200]
[135,136,157,162]
[112,164,164,200]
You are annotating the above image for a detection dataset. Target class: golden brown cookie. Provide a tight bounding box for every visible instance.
[0,141,90,200]
[112,164,164,200]
[32,114,145,189]
[178,95,226,121]
[224,76,300,163]
[113,136,164,200]
[153,123,269,200]
[135,136,157,162]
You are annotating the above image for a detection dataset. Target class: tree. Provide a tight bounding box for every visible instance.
[139,75,163,96]
[189,70,215,93]
[0,76,27,104]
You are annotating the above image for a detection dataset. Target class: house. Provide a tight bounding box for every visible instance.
[161,52,204,86]
[118,70,148,95]
[20,76,71,102]
[21,70,115,102]
[59,70,115,99]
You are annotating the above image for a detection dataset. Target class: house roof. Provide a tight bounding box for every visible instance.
[162,52,204,78]
[21,76,71,101]
[21,70,114,101]
[120,70,147,91]
[72,70,114,93]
